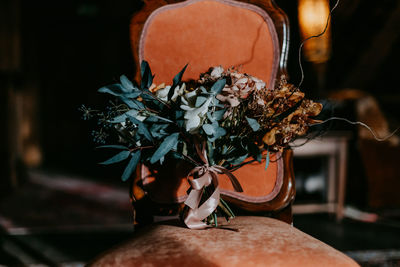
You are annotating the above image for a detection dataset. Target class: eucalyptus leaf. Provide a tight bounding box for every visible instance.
[99,150,130,165]
[265,150,270,170]
[207,109,226,122]
[202,123,214,135]
[150,132,179,164]
[175,110,184,120]
[245,116,260,131]
[168,64,188,101]
[230,154,248,165]
[203,121,226,141]
[172,64,188,87]
[140,60,148,78]
[128,116,153,142]
[98,84,124,96]
[213,109,226,121]
[124,91,142,98]
[148,115,173,123]
[200,86,208,94]
[150,123,169,138]
[214,127,226,138]
[121,150,141,181]
[210,78,226,94]
[120,75,135,92]
[140,60,153,90]
[122,98,145,110]
[111,110,144,123]
[195,96,208,107]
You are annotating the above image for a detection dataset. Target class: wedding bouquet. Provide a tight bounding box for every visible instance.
[81,61,322,229]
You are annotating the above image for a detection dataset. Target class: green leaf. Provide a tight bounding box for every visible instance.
[140,60,153,90]
[120,75,135,92]
[98,84,124,96]
[122,98,145,110]
[111,110,140,123]
[96,145,129,150]
[172,64,188,87]
[202,123,214,135]
[140,60,148,78]
[150,133,179,164]
[213,109,226,121]
[230,154,248,165]
[203,121,226,141]
[195,96,208,107]
[265,150,270,170]
[99,150,130,165]
[168,64,188,101]
[245,116,260,131]
[128,116,153,142]
[121,150,141,181]
[150,123,169,138]
[147,115,173,123]
[124,91,142,98]
[210,78,226,94]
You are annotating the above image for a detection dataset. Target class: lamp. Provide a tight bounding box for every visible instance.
[298,0,331,63]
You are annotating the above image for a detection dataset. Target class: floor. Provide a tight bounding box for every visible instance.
[1,170,400,266]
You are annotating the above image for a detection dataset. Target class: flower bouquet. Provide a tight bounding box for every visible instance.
[81,61,322,229]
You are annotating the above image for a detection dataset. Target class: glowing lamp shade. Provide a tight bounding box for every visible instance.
[298,0,331,63]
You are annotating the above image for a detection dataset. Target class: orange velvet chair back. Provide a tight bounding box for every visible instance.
[129,0,294,225]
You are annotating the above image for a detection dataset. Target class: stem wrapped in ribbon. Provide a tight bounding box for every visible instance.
[183,142,243,229]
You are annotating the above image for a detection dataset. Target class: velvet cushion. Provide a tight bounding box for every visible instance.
[140,0,280,88]
[90,216,359,267]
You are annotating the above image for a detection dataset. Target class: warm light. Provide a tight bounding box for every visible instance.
[24,144,42,167]
[298,0,331,63]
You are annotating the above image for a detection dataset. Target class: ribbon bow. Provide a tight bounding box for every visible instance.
[184,142,243,229]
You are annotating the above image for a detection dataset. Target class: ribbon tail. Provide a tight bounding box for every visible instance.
[184,188,220,229]
[184,189,202,209]
[184,209,208,230]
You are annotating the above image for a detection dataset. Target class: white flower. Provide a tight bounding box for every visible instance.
[210,66,224,79]
[171,83,185,102]
[155,83,186,102]
[155,85,171,102]
[253,77,266,90]
[180,89,212,132]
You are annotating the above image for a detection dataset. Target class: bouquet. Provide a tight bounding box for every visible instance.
[81,61,322,229]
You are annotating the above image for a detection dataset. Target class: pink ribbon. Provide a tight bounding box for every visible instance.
[183,142,243,229]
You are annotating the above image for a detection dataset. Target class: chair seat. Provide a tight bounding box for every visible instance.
[90,216,359,267]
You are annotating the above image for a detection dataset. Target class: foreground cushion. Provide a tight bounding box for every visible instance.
[90,216,359,267]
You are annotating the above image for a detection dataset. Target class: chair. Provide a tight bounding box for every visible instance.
[90,0,359,266]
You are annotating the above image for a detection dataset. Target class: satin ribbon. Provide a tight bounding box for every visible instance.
[183,142,243,229]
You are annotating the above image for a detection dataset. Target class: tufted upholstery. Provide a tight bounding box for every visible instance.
[90,216,359,267]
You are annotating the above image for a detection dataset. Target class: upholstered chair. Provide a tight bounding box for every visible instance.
[90,1,359,266]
